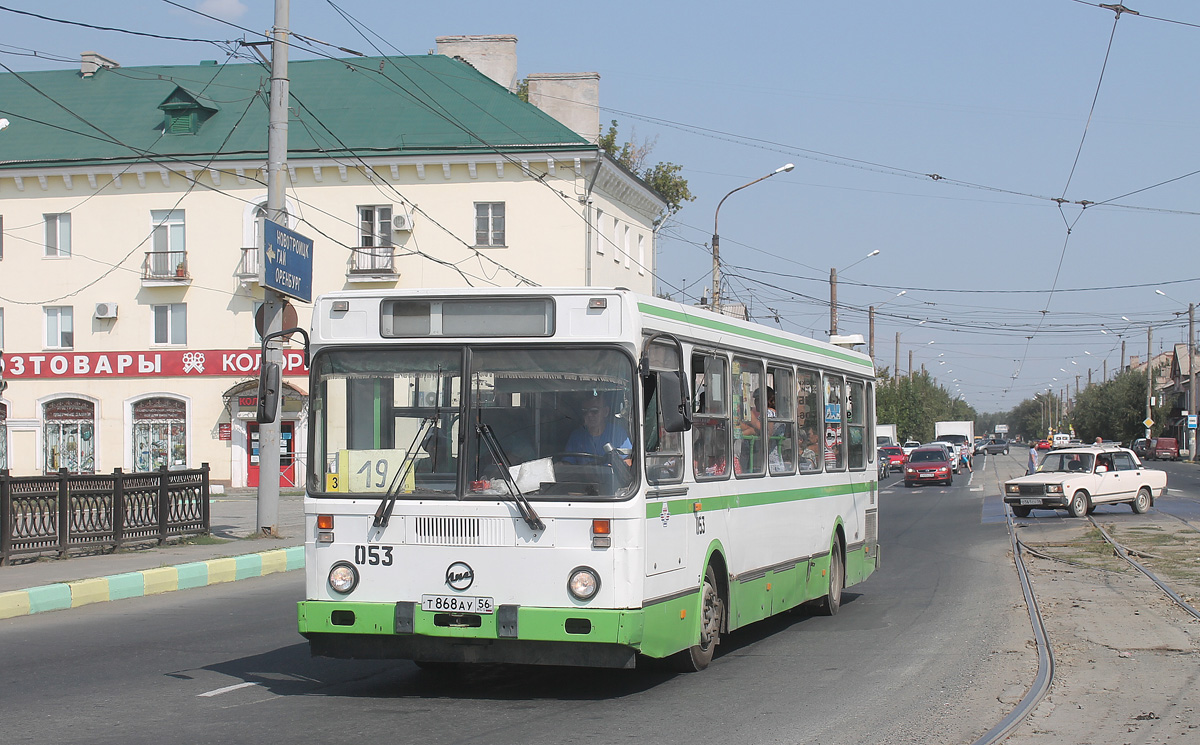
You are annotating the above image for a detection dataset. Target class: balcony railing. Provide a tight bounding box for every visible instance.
[142,250,188,281]
[349,246,396,276]
[238,246,260,279]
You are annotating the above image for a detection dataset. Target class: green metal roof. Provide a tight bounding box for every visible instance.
[0,55,591,169]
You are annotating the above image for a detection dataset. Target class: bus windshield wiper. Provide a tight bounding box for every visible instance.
[476,423,546,531]
[373,417,434,528]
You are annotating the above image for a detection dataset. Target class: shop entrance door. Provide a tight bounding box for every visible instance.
[247,421,295,487]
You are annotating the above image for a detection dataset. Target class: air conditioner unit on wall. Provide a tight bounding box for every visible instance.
[94,302,119,319]
[392,210,414,232]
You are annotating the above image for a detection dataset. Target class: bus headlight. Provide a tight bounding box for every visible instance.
[328,562,359,594]
[567,566,600,601]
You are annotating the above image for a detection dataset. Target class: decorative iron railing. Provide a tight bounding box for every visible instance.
[0,464,210,564]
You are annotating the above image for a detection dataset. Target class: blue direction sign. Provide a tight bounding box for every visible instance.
[263,219,313,303]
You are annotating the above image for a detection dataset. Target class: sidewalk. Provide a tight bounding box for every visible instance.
[0,489,307,620]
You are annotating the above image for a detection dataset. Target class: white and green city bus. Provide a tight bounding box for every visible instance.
[295,288,880,670]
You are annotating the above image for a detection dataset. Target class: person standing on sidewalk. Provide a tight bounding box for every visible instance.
[1027,444,1038,475]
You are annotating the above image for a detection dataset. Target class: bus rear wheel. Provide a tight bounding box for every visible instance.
[669,565,723,672]
[816,537,844,616]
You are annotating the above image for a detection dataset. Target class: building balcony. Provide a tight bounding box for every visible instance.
[141,250,191,286]
[347,246,398,282]
[237,246,260,283]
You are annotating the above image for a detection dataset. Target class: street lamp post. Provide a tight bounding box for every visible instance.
[829,249,880,336]
[711,163,794,311]
[868,290,905,360]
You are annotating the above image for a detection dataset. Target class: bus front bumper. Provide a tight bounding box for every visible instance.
[298,601,646,668]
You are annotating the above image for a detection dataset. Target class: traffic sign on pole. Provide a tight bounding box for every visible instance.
[262,219,313,304]
[1143,417,1155,429]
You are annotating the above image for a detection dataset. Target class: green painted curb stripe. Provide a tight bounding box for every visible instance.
[646,481,868,518]
[638,302,874,370]
[27,584,71,614]
[5,547,308,618]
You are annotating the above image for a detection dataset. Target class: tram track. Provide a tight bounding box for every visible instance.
[977,451,1200,744]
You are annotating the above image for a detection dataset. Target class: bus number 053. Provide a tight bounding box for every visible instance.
[354,545,394,566]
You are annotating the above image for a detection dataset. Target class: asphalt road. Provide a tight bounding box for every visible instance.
[0,462,1033,745]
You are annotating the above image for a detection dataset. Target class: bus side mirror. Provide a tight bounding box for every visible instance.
[658,371,691,433]
[256,362,281,424]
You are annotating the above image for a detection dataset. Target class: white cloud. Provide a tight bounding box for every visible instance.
[198,0,249,21]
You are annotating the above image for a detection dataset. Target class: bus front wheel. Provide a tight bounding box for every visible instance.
[669,565,723,672]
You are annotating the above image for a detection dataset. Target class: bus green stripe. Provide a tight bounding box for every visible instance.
[637,302,874,370]
[645,481,868,519]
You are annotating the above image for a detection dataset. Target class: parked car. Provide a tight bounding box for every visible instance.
[901,440,922,456]
[1131,438,1151,458]
[1153,437,1179,461]
[1036,439,1052,450]
[982,439,1010,455]
[904,446,954,487]
[879,445,907,472]
[1003,445,1167,518]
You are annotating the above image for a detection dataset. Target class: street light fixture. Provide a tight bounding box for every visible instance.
[711,163,794,310]
[830,250,880,336]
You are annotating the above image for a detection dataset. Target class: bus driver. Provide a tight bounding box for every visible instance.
[565,394,632,465]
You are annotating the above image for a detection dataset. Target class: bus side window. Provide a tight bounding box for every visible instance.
[692,353,731,480]
[642,343,684,484]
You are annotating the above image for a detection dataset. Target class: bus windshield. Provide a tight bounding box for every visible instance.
[311,346,637,500]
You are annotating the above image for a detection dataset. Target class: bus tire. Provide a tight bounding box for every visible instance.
[815,537,844,616]
[669,565,723,672]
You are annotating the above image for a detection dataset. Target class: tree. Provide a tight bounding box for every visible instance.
[876,370,977,444]
[598,120,694,226]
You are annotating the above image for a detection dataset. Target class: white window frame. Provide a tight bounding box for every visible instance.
[612,217,620,263]
[638,234,646,276]
[356,205,394,271]
[151,303,187,345]
[594,208,604,255]
[474,202,506,247]
[623,226,631,268]
[44,306,74,349]
[44,213,71,258]
[150,209,186,276]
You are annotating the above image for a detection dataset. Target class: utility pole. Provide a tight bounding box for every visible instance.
[1087,369,1092,387]
[894,332,900,385]
[1190,303,1196,460]
[1121,340,1126,374]
[258,0,290,536]
[1103,359,1107,382]
[1146,325,1153,440]
[829,267,838,336]
[908,349,913,380]
[868,305,875,360]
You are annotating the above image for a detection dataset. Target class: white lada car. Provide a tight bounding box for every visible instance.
[1003,446,1167,518]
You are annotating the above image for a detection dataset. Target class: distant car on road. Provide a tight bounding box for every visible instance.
[1036,439,1052,450]
[1003,445,1167,518]
[931,441,961,472]
[981,439,1010,455]
[904,446,954,487]
[879,445,907,472]
[901,440,921,456]
[1131,438,1151,458]
[1151,437,1179,460]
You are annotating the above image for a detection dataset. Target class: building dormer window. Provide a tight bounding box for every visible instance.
[157,86,217,136]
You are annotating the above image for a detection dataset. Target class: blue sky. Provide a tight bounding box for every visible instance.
[3,0,1198,413]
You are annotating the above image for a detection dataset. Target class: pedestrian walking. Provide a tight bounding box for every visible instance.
[1027,444,1038,475]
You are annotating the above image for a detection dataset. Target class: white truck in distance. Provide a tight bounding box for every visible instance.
[935,421,975,461]
[877,424,898,447]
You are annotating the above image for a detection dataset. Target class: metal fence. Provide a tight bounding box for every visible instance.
[0,464,210,565]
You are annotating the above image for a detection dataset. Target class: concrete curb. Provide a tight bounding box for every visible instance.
[0,546,305,620]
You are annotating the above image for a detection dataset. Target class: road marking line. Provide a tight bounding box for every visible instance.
[199,681,259,698]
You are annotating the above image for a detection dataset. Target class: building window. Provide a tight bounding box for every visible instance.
[149,209,186,277]
[132,397,187,471]
[44,398,95,473]
[594,208,604,255]
[612,217,620,263]
[355,205,394,271]
[152,303,187,345]
[623,226,631,268]
[475,202,505,246]
[44,306,74,349]
[638,234,646,276]
[44,213,71,257]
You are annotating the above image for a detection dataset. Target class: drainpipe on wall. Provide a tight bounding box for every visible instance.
[582,153,604,287]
